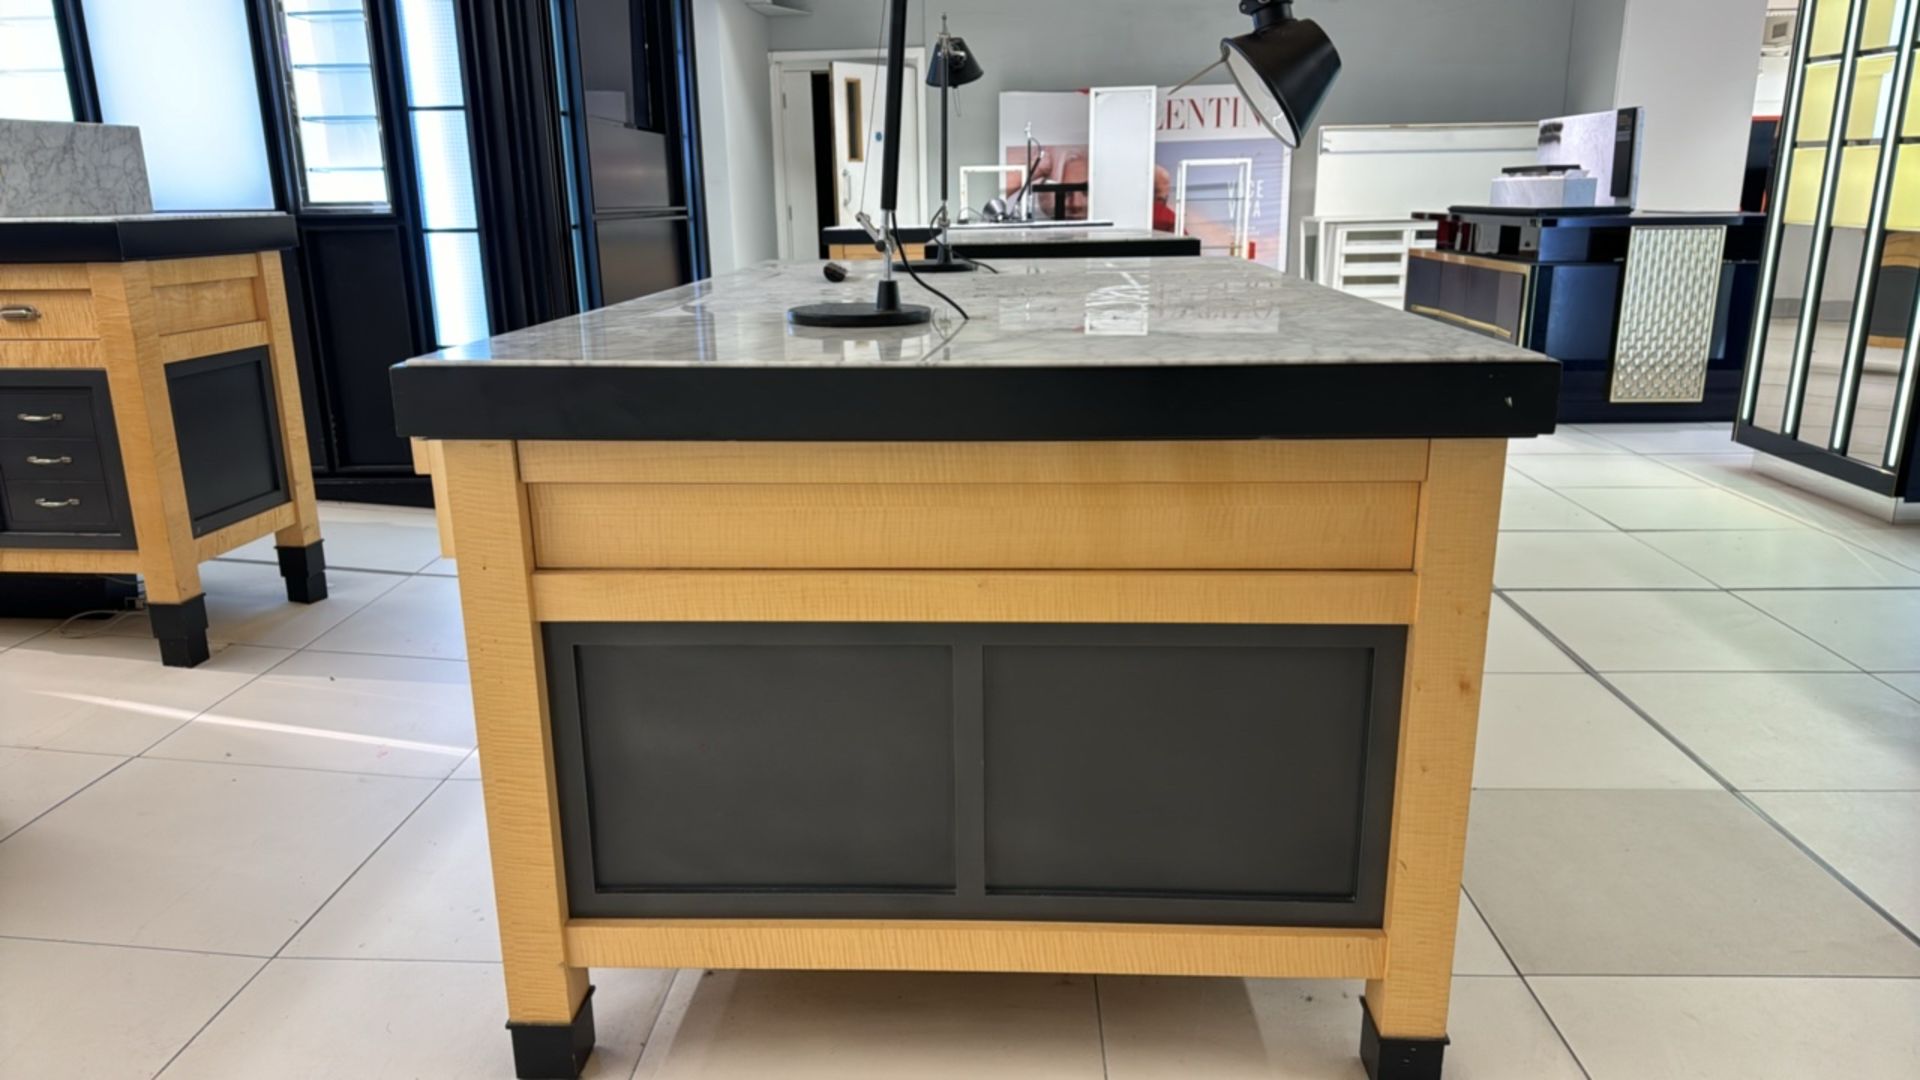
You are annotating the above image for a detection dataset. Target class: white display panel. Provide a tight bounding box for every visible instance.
[83,0,275,211]
[1087,86,1156,232]
[1314,123,1538,219]
[0,0,72,121]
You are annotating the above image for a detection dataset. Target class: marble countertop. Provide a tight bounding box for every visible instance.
[938,226,1176,246]
[404,257,1545,370]
[392,258,1559,442]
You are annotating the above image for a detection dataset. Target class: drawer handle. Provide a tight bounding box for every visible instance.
[33,497,82,509]
[26,455,74,466]
[15,412,64,423]
[0,304,42,322]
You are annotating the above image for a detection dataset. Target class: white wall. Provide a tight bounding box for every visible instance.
[1565,0,1625,116]
[694,0,779,274]
[1611,0,1770,211]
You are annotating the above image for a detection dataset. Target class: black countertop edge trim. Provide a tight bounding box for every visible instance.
[1442,206,1764,228]
[0,216,298,263]
[390,361,1562,442]
[932,237,1204,259]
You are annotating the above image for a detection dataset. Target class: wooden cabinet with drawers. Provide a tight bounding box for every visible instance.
[0,215,328,666]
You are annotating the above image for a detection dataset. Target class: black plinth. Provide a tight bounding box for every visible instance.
[276,540,329,603]
[896,256,978,273]
[1360,996,1448,1080]
[148,595,210,668]
[506,986,596,1080]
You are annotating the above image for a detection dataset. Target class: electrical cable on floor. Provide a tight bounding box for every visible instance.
[55,608,140,639]
[891,212,969,320]
[970,258,1000,274]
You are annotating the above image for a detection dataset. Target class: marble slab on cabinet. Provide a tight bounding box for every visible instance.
[0,119,153,218]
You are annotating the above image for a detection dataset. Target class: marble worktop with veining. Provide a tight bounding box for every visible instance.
[940,226,1176,246]
[401,256,1550,371]
[0,119,152,218]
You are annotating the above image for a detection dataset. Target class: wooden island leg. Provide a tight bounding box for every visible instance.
[255,253,328,604]
[443,441,594,1080]
[1361,439,1506,1080]
[90,262,208,667]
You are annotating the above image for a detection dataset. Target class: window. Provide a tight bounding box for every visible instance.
[271,0,390,208]
[397,0,489,347]
[0,0,72,121]
[83,0,275,210]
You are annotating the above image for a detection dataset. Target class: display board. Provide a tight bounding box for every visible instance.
[1314,123,1539,219]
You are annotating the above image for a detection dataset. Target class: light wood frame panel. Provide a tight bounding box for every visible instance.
[1,252,323,634]
[444,435,1506,1046]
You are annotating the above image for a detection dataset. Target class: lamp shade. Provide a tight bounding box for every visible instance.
[927,35,984,87]
[1221,13,1340,147]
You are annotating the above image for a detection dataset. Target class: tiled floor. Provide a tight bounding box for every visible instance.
[1,427,1916,1079]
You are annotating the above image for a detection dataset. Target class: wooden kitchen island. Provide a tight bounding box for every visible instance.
[390,257,1559,1080]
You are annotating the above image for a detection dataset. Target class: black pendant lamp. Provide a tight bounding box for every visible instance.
[1222,0,1341,147]
[904,20,986,273]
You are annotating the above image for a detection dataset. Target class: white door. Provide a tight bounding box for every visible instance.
[777,69,820,258]
[1088,86,1159,232]
[829,59,924,227]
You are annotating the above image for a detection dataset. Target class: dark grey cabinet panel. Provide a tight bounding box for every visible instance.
[547,623,1404,927]
[0,371,135,550]
[166,347,290,537]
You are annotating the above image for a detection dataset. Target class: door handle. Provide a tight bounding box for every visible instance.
[33,497,81,509]
[842,167,853,207]
[25,455,73,466]
[15,412,64,423]
[0,304,42,322]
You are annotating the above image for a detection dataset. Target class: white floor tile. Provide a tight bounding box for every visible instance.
[1464,790,1920,976]
[1494,532,1713,589]
[421,556,459,577]
[0,758,433,954]
[1503,467,1543,490]
[1610,673,1920,791]
[1473,674,1715,790]
[309,576,467,661]
[1097,976,1582,1080]
[287,781,498,961]
[0,634,288,755]
[1578,425,1741,454]
[162,959,670,1080]
[1455,891,1515,976]
[1636,531,1920,589]
[1833,525,1920,571]
[1738,589,1920,671]
[1511,591,1852,672]
[1482,602,1579,674]
[1666,463,1895,532]
[0,746,121,839]
[144,652,475,779]
[1558,487,1803,531]
[1751,791,1920,933]
[1882,671,1920,702]
[0,618,51,649]
[108,561,404,650]
[1510,456,1704,488]
[1532,976,1920,1080]
[1498,487,1615,531]
[635,971,1104,1080]
[0,938,260,1080]
[1507,430,1628,455]
[223,501,444,574]
[451,749,481,780]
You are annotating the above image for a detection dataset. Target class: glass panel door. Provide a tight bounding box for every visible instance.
[272,0,390,209]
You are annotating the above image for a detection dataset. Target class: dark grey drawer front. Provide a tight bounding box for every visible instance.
[0,389,97,438]
[0,371,135,550]
[0,437,107,482]
[3,481,118,531]
[166,347,289,537]
[548,622,1405,928]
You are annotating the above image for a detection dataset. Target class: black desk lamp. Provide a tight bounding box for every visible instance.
[899,16,986,274]
[1220,1,1341,147]
[789,0,932,327]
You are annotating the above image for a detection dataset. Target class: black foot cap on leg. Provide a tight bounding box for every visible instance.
[148,595,210,668]
[508,986,595,1080]
[276,541,328,604]
[1360,996,1447,1080]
